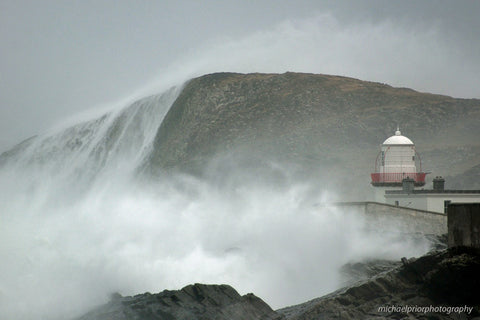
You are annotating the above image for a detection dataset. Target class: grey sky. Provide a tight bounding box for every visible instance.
[1,0,479,152]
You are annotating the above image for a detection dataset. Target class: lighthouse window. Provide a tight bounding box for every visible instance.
[381,151,385,166]
[412,156,415,161]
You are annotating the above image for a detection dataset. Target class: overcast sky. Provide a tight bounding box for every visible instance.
[1,0,479,152]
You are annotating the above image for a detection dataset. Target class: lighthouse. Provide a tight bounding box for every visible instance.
[371,128,426,202]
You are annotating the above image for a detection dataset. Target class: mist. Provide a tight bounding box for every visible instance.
[0,85,433,320]
[165,13,476,97]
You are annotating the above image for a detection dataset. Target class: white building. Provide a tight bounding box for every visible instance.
[370,129,480,214]
[384,177,480,214]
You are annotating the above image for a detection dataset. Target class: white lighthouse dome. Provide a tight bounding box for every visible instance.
[382,129,414,145]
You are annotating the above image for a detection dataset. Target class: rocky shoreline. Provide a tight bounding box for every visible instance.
[278,247,480,319]
[76,245,480,320]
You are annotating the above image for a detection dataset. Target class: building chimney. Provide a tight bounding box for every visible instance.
[402,177,415,194]
[433,176,445,191]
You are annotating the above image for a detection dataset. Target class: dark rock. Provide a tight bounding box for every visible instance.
[339,259,401,287]
[278,248,480,319]
[76,283,284,320]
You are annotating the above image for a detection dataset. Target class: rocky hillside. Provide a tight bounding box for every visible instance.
[2,72,479,194]
[279,247,480,320]
[147,72,480,194]
[76,284,284,320]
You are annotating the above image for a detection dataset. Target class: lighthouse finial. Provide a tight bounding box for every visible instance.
[395,124,401,136]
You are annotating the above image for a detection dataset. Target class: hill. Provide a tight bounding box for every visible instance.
[147,72,480,195]
[2,72,479,195]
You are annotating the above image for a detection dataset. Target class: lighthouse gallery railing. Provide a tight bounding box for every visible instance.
[371,172,426,184]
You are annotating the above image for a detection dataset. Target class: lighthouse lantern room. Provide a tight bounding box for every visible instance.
[371,128,426,190]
